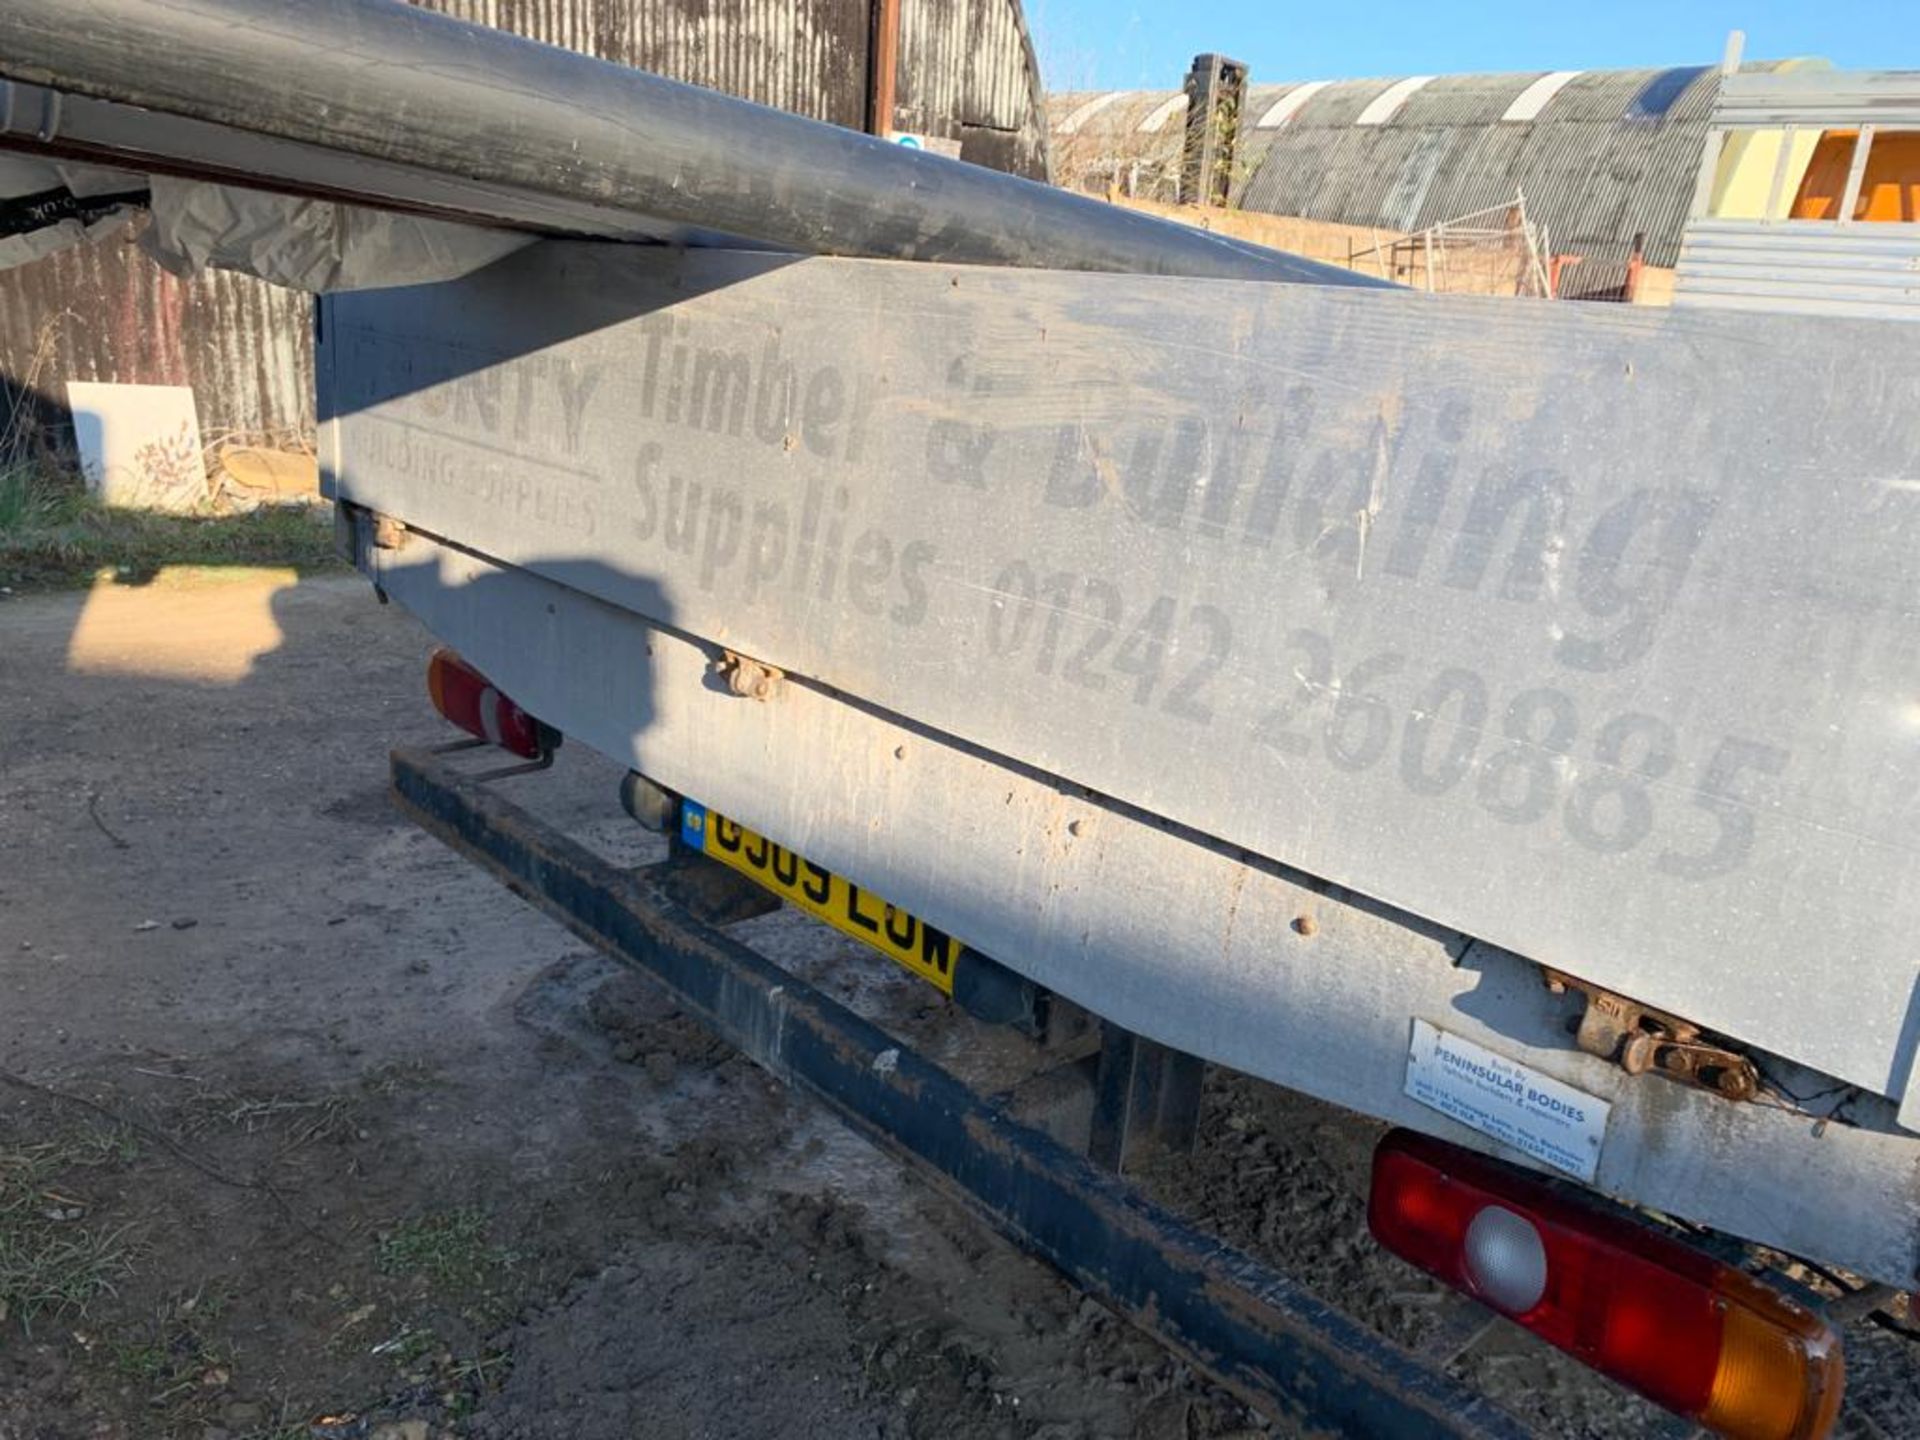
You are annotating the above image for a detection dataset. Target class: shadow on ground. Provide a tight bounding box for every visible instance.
[0,568,1274,1440]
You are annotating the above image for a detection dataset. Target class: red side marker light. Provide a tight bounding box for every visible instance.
[1368,1130,1843,1440]
[425,648,557,761]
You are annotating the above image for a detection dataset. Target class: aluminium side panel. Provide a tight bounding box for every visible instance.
[1674,219,1920,319]
[318,241,1920,1106]
[1711,69,1920,130]
[362,531,1920,1290]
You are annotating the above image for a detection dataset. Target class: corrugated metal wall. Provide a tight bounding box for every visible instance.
[1676,220,1920,319]
[417,0,871,128]
[0,224,315,438]
[896,0,1050,176]
[0,0,1048,443]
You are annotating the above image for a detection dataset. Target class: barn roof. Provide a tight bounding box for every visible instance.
[1050,60,1826,270]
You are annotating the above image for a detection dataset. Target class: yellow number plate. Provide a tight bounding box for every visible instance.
[679,800,958,994]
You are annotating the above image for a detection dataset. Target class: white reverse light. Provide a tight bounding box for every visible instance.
[1463,1205,1548,1314]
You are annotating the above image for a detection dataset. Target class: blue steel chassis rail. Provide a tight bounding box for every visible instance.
[390,746,1535,1439]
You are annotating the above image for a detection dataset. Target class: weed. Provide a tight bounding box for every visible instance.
[0,1222,136,1333]
[0,459,87,534]
[0,455,340,591]
[108,1339,170,1383]
[445,1347,514,1415]
[98,1287,240,1421]
[0,1125,140,1183]
[180,1089,358,1150]
[450,1346,513,1386]
[177,1281,231,1326]
[0,1122,140,1333]
[376,1209,516,1291]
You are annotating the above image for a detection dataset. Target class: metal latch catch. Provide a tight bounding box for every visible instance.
[717,650,785,701]
[1546,970,1760,1102]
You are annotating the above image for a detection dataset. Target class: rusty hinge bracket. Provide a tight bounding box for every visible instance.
[1545,970,1760,1103]
[717,649,784,701]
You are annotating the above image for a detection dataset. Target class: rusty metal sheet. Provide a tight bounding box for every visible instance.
[321,240,1920,1108]
[0,225,312,434]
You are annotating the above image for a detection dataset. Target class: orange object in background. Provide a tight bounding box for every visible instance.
[1792,129,1920,223]
[1852,132,1920,222]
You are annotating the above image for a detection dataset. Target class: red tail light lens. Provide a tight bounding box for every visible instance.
[1369,1130,1843,1440]
[425,648,556,761]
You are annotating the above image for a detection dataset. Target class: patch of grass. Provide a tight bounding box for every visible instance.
[446,1347,513,1415]
[376,1209,517,1292]
[108,1339,171,1384]
[0,458,88,532]
[0,1123,140,1333]
[100,1288,239,1413]
[0,1222,137,1333]
[0,458,341,592]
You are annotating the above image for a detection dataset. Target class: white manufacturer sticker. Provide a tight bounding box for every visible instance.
[1404,1021,1610,1182]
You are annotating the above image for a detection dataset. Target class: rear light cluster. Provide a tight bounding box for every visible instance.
[426,648,558,761]
[1369,1130,1843,1440]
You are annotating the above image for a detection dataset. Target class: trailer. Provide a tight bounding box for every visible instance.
[5,4,1918,1436]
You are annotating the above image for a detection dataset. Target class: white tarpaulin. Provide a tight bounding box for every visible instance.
[0,155,146,269]
[0,155,527,293]
[142,177,532,292]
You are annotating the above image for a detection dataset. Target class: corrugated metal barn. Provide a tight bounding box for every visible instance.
[0,0,1051,442]
[1052,61,1822,291]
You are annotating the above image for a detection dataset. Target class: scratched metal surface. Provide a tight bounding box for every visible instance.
[361,529,1920,1290]
[320,241,1920,1104]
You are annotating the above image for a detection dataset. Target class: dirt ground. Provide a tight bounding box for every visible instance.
[0,568,1277,1440]
[1,568,1914,1440]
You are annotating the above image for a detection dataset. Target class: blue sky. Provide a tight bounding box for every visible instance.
[1030,1,1920,92]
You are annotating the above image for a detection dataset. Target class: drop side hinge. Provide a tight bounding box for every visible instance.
[1545,970,1760,1102]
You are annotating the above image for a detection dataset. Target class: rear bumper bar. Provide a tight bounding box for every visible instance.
[389,745,1532,1440]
